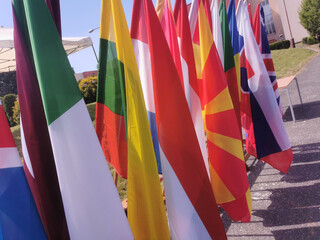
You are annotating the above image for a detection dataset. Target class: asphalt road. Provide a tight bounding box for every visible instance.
[224,53,320,240]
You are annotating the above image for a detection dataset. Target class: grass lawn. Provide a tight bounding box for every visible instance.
[271,47,318,79]
[86,102,96,124]
[11,124,22,158]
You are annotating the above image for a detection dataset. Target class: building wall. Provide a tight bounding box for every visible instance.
[247,0,284,42]
[207,0,308,43]
[268,0,285,42]
[277,0,309,42]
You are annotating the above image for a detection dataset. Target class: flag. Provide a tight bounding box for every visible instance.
[227,0,242,100]
[219,0,241,135]
[45,0,61,36]
[20,0,133,238]
[12,0,69,238]
[0,100,46,239]
[211,0,224,64]
[197,0,251,222]
[156,0,184,87]
[236,0,257,157]
[189,0,211,45]
[247,3,253,28]
[157,0,209,175]
[127,0,163,175]
[237,0,293,173]
[99,0,170,239]
[131,0,227,238]
[95,0,128,179]
[173,0,209,176]
[252,3,282,115]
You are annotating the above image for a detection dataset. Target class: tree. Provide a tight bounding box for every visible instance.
[0,71,17,97]
[299,0,320,37]
[2,94,17,127]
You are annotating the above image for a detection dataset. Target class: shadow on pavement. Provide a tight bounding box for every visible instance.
[224,142,320,236]
[282,142,320,182]
[272,227,320,240]
[254,183,320,226]
[222,159,265,231]
[283,101,320,122]
[252,142,320,239]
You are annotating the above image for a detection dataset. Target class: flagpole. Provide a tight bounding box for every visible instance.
[114,172,119,187]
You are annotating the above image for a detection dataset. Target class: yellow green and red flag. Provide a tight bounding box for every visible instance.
[97,0,170,238]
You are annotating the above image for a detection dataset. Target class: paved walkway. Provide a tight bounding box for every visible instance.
[224,53,320,239]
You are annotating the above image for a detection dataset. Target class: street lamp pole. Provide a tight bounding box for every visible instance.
[88,27,100,63]
[88,26,100,33]
[283,0,295,48]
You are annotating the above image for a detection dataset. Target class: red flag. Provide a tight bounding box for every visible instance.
[196,0,252,222]
[131,0,226,238]
[174,0,209,175]
[156,0,184,87]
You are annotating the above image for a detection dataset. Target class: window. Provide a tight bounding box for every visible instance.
[261,0,276,35]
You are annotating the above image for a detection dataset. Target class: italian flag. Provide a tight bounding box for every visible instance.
[22,0,132,238]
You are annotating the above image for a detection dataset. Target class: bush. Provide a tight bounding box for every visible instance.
[12,97,20,126]
[299,0,320,37]
[78,76,98,104]
[269,40,291,50]
[2,94,17,127]
[307,36,319,44]
[302,37,308,44]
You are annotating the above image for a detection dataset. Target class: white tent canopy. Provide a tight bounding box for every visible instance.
[0,27,93,73]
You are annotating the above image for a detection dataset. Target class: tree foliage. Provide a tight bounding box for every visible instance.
[299,0,320,36]
[0,72,17,97]
[2,94,17,127]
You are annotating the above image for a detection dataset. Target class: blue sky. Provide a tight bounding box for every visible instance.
[0,0,191,73]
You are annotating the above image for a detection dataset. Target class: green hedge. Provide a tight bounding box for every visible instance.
[269,40,291,50]
[78,76,97,104]
[302,36,319,45]
[307,36,319,45]
[302,37,308,44]
[2,94,17,127]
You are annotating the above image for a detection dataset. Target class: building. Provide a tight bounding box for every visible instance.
[74,70,98,82]
[225,0,309,44]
